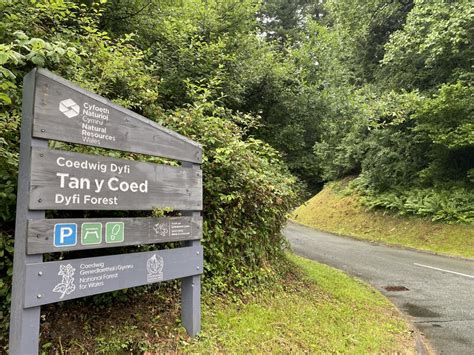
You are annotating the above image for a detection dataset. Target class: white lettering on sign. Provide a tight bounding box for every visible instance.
[54,194,120,206]
[55,193,80,205]
[59,227,74,243]
[75,261,134,290]
[108,177,148,193]
[56,173,91,190]
[83,195,118,205]
[61,99,118,145]
[94,179,104,193]
[30,147,201,211]
[53,156,147,205]
[69,262,135,291]
[110,163,130,175]
[55,156,130,175]
[83,103,110,118]
[56,156,108,173]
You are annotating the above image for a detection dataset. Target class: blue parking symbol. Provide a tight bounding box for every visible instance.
[54,223,77,247]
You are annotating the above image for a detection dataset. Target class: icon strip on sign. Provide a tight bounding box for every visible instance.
[52,222,128,248]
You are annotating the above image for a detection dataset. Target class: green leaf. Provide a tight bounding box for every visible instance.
[0,93,12,105]
[0,52,9,65]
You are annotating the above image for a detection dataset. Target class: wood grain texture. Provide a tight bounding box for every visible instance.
[32,69,202,163]
[29,148,202,210]
[24,246,203,307]
[27,216,202,254]
[9,68,44,354]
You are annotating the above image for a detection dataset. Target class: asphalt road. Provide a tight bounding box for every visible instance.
[284,221,474,355]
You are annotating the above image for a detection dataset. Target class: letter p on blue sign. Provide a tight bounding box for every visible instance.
[54,223,77,247]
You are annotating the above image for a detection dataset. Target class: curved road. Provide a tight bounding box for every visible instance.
[284,221,474,354]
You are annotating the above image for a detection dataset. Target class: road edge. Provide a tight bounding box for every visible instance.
[287,219,474,263]
[415,331,434,355]
[285,220,443,354]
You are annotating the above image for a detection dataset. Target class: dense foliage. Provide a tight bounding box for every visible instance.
[0,0,472,347]
[0,1,300,345]
[313,0,473,222]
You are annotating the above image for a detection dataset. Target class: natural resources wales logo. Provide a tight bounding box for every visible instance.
[59,98,80,118]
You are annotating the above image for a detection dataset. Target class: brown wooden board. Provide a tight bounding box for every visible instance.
[23,246,203,307]
[29,148,202,211]
[32,69,202,163]
[27,216,202,254]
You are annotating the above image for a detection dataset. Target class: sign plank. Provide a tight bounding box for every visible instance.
[32,69,202,163]
[24,246,203,308]
[27,216,202,254]
[29,148,202,210]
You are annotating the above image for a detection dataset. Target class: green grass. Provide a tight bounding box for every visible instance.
[40,255,415,353]
[182,254,414,353]
[291,181,474,258]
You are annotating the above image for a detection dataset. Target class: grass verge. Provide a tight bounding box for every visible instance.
[291,181,474,259]
[39,254,415,353]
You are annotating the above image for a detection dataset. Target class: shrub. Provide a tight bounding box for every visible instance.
[157,85,300,293]
[0,1,300,347]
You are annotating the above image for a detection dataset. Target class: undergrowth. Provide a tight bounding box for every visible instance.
[36,255,415,353]
[351,178,474,224]
[292,180,474,258]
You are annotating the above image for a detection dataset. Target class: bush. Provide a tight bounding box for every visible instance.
[315,85,474,224]
[157,85,300,293]
[0,1,300,347]
[0,2,160,347]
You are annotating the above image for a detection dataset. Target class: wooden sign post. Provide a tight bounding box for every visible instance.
[9,69,203,354]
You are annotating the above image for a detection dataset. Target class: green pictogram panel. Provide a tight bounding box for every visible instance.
[81,223,102,245]
[106,222,124,243]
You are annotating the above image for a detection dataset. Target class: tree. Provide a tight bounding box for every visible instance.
[380,0,473,90]
[324,0,414,84]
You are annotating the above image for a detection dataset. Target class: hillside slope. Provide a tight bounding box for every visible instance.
[291,182,474,259]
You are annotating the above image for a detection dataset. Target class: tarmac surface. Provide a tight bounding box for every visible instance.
[284,221,474,354]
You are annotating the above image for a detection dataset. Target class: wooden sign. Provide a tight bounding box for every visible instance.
[32,69,202,163]
[27,216,202,254]
[10,68,203,354]
[24,246,203,307]
[29,147,202,210]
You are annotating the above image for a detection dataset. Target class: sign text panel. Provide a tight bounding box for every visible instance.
[24,246,203,307]
[29,148,202,210]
